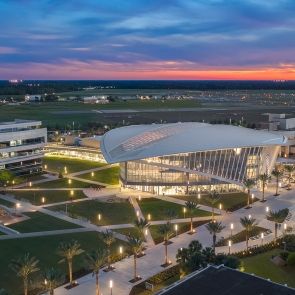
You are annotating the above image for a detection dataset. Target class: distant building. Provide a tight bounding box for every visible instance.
[158,265,295,295]
[25,94,43,102]
[0,120,47,175]
[82,96,109,104]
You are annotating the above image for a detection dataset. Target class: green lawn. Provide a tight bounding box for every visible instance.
[9,190,87,205]
[139,198,211,221]
[43,156,106,173]
[114,227,143,239]
[8,211,80,233]
[150,220,210,244]
[0,197,15,208]
[216,226,268,246]
[170,192,254,211]
[48,199,136,225]
[242,249,295,288]
[33,178,91,189]
[78,166,120,185]
[0,231,126,294]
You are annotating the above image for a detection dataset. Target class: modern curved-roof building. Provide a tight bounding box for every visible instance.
[101,123,285,195]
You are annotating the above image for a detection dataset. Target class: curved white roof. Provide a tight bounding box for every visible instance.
[101,122,286,163]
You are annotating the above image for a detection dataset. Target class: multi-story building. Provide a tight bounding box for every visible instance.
[0,120,47,176]
[101,122,285,195]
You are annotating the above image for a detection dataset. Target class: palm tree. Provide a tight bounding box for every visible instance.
[158,222,174,265]
[285,165,295,190]
[240,216,257,251]
[43,268,64,295]
[57,240,83,286]
[208,191,220,221]
[134,218,150,237]
[127,236,143,280]
[84,248,107,295]
[205,221,225,253]
[102,230,115,270]
[243,178,255,207]
[266,209,286,241]
[258,173,271,202]
[185,200,199,233]
[272,167,284,196]
[9,253,39,295]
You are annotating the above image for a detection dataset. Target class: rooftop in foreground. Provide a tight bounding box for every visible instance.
[158,265,295,295]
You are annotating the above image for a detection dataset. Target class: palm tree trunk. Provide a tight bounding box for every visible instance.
[213,234,216,254]
[190,216,193,233]
[68,259,73,285]
[211,206,214,221]
[134,255,137,279]
[262,184,265,202]
[276,177,279,195]
[96,272,100,295]
[246,232,249,251]
[24,277,28,295]
[247,189,250,207]
[164,241,168,265]
[275,223,278,241]
[50,288,54,295]
[107,247,111,269]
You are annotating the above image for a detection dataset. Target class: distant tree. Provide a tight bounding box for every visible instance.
[185,200,199,233]
[9,253,39,295]
[208,191,221,221]
[267,208,288,240]
[243,178,255,207]
[271,167,284,196]
[240,216,257,251]
[258,173,271,202]
[134,218,150,237]
[158,222,174,265]
[102,230,115,270]
[127,236,144,280]
[284,165,295,190]
[0,169,13,187]
[42,267,64,295]
[205,221,225,253]
[214,254,240,269]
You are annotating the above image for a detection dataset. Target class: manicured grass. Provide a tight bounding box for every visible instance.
[8,211,80,233]
[0,231,126,294]
[9,190,86,205]
[34,178,91,188]
[139,198,211,221]
[43,156,106,173]
[0,197,15,208]
[242,249,295,288]
[78,166,120,185]
[114,227,143,239]
[170,192,253,211]
[150,220,210,244]
[216,226,268,246]
[48,199,136,225]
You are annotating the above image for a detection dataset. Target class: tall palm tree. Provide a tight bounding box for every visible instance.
[127,236,143,280]
[205,221,225,253]
[272,167,284,196]
[158,222,174,265]
[9,253,39,295]
[134,218,150,238]
[43,267,64,295]
[84,248,106,295]
[243,178,255,207]
[258,173,271,202]
[266,209,286,241]
[285,165,295,190]
[185,200,199,233]
[240,216,257,251]
[208,191,220,221]
[102,230,115,270]
[57,240,83,286]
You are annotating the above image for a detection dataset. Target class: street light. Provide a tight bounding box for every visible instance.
[147,214,151,221]
[70,190,74,197]
[251,193,255,205]
[138,195,142,201]
[197,193,201,200]
[41,197,46,204]
[230,223,234,238]
[261,232,264,245]
[136,210,139,217]
[119,246,123,259]
[29,181,32,187]
[248,214,252,219]
[266,206,270,213]
[183,207,187,218]
[98,213,101,221]
[228,240,232,254]
[91,172,94,177]
[145,229,148,237]
[174,224,178,237]
[109,280,113,295]
[68,179,72,184]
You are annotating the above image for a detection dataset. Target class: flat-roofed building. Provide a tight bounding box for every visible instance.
[0,120,47,175]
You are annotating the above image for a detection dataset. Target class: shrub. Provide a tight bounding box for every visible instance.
[280,251,289,261]
[287,252,295,265]
[214,254,240,269]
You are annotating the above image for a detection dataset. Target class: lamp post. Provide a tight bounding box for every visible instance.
[98,213,101,222]
[41,197,46,204]
[174,224,178,237]
[266,206,269,213]
[147,214,151,221]
[251,193,255,205]
[91,172,94,177]
[228,240,232,255]
[183,207,186,219]
[197,193,201,200]
[68,179,72,184]
[119,246,123,259]
[230,223,234,238]
[109,280,113,295]
[261,232,264,246]
[248,214,252,219]
[219,203,222,214]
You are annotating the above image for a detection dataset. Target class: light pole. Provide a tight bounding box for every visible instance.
[230,223,234,238]
[174,224,178,237]
[261,232,264,246]
[109,280,113,295]
[266,206,269,213]
[183,207,186,219]
[119,246,123,259]
[147,214,151,221]
[228,240,232,255]
[251,193,255,205]
[283,223,287,251]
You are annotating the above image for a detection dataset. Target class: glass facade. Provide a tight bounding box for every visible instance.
[120,147,270,195]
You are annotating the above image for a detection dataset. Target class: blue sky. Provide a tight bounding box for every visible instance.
[0,0,294,79]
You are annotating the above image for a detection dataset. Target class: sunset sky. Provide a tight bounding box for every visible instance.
[1,0,295,80]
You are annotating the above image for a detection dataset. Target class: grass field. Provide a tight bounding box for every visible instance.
[10,190,87,205]
[48,199,136,225]
[78,166,120,185]
[43,156,106,173]
[8,211,80,233]
[114,227,143,239]
[216,226,268,246]
[34,178,91,189]
[139,198,211,221]
[242,249,295,288]
[170,192,252,211]
[0,231,126,294]
[150,220,210,244]
[0,197,15,208]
